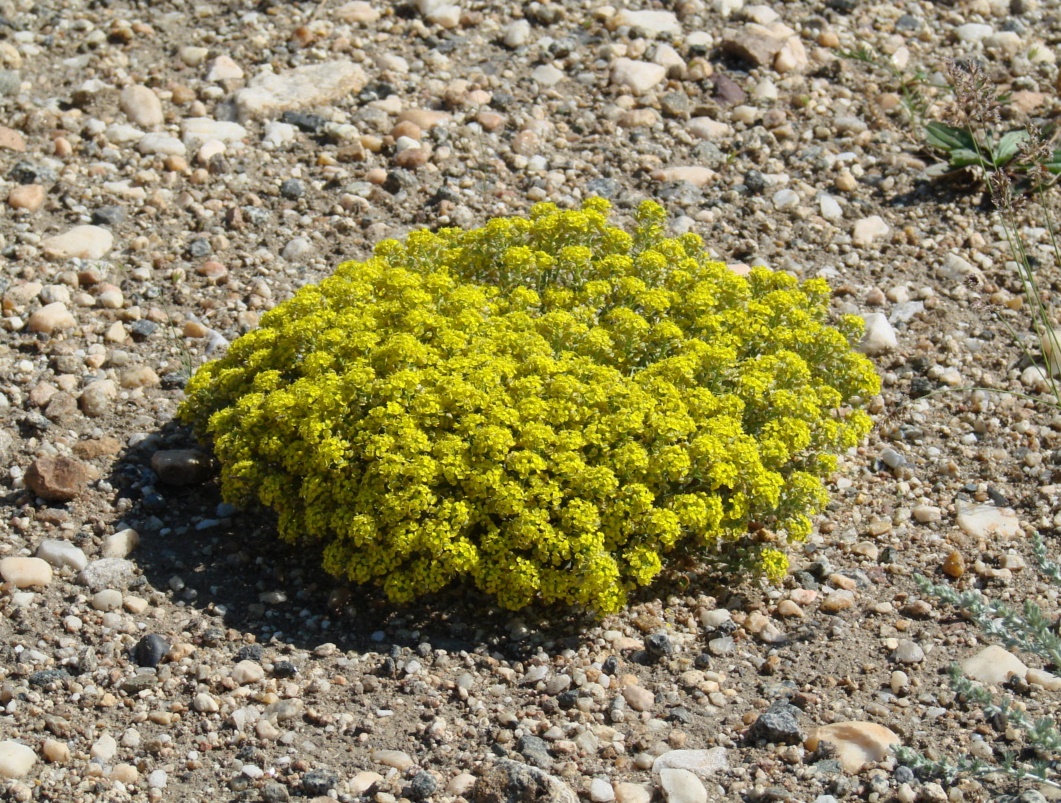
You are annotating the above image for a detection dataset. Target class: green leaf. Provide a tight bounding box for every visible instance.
[925,122,977,152]
[949,148,990,168]
[995,129,1030,164]
[1044,149,1061,174]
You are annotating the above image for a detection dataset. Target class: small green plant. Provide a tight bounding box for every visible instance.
[178,199,879,614]
[924,121,1061,180]
[897,533,1061,792]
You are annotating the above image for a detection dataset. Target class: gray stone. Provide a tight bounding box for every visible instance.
[77,558,138,591]
[748,701,804,744]
[472,759,578,803]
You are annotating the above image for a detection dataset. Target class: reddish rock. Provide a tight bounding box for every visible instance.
[73,436,124,460]
[24,455,97,502]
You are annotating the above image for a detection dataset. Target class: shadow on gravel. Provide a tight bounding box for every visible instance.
[105,423,737,662]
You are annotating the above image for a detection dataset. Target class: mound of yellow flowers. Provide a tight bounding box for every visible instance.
[179,198,879,613]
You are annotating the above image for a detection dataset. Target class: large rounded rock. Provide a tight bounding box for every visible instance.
[24,455,96,502]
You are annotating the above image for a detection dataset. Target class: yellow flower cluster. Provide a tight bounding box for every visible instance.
[179,198,879,613]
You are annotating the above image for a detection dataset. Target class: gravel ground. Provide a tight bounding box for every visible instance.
[4,0,1061,801]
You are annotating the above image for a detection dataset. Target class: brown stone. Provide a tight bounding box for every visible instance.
[0,125,25,152]
[942,549,965,579]
[8,184,45,211]
[73,436,123,460]
[394,146,429,169]
[44,392,78,422]
[24,455,97,502]
[151,449,214,486]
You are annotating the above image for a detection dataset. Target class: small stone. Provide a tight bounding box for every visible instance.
[860,313,898,356]
[748,702,804,744]
[41,739,69,764]
[658,768,706,803]
[120,85,164,128]
[27,302,76,334]
[279,178,304,199]
[942,550,965,578]
[623,684,655,712]
[351,771,385,795]
[820,590,855,613]
[206,55,244,81]
[8,184,45,211]
[180,118,248,149]
[956,504,1020,539]
[398,109,452,129]
[111,764,139,784]
[151,449,213,485]
[36,539,88,571]
[372,749,415,770]
[302,769,339,796]
[688,117,732,139]
[0,125,25,151]
[805,722,901,773]
[77,558,138,591]
[532,64,564,87]
[818,194,842,221]
[590,779,615,802]
[80,379,118,417]
[892,639,925,664]
[91,589,123,612]
[282,237,313,260]
[193,692,220,713]
[955,23,993,42]
[234,61,368,120]
[852,216,890,247]
[0,742,36,779]
[1026,668,1061,691]
[102,529,140,559]
[119,366,161,389]
[610,58,667,94]
[25,455,95,501]
[134,634,170,668]
[231,660,265,685]
[407,771,438,800]
[90,733,117,761]
[722,22,795,68]
[651,166,714,187]
[337,1,380,23]
[138,133,186,156]
[614,783,652,803]
[651,748,729,777]
[0,557,52,588]
[611,8,681,36]
[42,225,114,260]
[472,759,577,803]
[961,645,1028,685]
[503,19,531,48]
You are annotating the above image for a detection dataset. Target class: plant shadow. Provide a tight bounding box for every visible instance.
[106,421,737,664]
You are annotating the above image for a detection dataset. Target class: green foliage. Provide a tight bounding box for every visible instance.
[924,121,1061,178]
[898,534,1061,792]
[178,199,879,614]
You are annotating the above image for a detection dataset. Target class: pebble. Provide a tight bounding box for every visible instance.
[956,503,1020,538]
[804,722,901,773]
[610,8,680,36]
[234,61,368,119]
[90,733,117,761]
[0,741,36,779]
[610,59,667,94]
[623,684,655,712]
[36,539,88,571]
[134,634,170,668]
[818,194,842,221]
[652,166,714,187]
[27,302,76,334]
[859,313,898,355]
[372,749,415,771]
[8,184,45,211]
[351,771,385,794]
[892,639,925,664]
[151,449,213,485]
[0,557,52,588]
[80,379,118,417]
[102,528,140,558]
[820,590,855,613]
[590,779,615,802]
[960,645,1027,685]
[119,85,164,128]
[25,454,95,502]
[532,65,565,87]
[748,702,804,744]
[41,225,113,260]
[92,589,123,612]
[955,23,993,42]
[503,19,531,48]
[77,558,138,591]
[138,133,187,156]
[912,505,942,523]
[852,216,890,247]
[474,760,578,803]
[206,55,244,81]
[658,768,707,803]
[41,739,69,764]
[651,748,729,776]
[231,660,265,685]
[338,1,380,23]
[614,783,652,803]
[181,118,248,149]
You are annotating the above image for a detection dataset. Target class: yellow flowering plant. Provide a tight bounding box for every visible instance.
[179,199,879,614]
